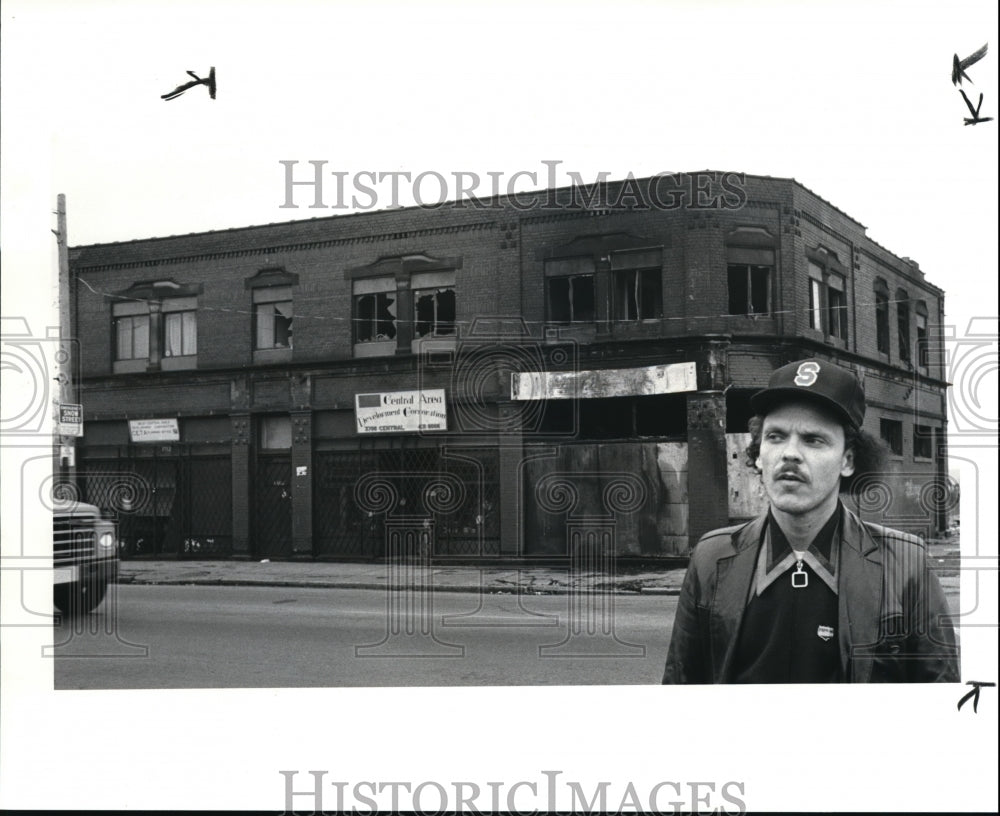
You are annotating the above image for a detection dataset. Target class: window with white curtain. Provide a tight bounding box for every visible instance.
[162,298,198,357]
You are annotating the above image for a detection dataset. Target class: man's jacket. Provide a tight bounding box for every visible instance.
[662,506,960,683]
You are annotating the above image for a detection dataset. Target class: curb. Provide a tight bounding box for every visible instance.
[115,577,682,596]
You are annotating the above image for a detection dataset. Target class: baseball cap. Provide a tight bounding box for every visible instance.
[749,359,865,428]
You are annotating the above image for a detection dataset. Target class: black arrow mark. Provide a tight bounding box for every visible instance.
[952,43,988,86]
[161,67,217,101]
[957,680,996,713]
[959,89,994,126]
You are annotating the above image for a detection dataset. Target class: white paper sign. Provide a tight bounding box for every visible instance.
[128,418,180,443]
[355,389,448,434]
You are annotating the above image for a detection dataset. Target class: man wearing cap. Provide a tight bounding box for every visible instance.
[663,358,959,683]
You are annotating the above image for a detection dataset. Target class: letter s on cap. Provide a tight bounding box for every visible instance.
[794,361,820,387]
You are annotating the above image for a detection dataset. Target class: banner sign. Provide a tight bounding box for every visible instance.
[511,361,697,400]
[355,389,447,434]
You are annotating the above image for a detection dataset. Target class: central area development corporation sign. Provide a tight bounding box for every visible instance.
[354,389,447,434]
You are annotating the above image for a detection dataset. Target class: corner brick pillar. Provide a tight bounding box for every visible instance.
[497,401,524,555]
[685,391,729,550]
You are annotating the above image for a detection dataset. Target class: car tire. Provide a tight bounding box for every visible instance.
[54,580,109,616]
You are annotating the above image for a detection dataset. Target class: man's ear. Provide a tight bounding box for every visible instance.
[841,447,856,478]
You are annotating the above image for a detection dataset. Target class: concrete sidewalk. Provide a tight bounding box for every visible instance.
[115,541,960,598]
[116,558,688,595]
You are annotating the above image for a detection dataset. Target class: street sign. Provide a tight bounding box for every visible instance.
[57,403,84,437]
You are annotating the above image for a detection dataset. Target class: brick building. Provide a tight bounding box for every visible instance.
[67,172,951,562]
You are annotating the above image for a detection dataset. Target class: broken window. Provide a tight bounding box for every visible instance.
[913,424,934,459]
[727,264,770,316]
[255,302,293,349]
[915,301,929,368]
[547,275,595,324]
[611,248,662,321]
[545,256,595,325]
[897,290,911,362]
[414,287,456,338]
[355,291,398,342]
[251,284,294,354]
[880,418,903,456]
[827,278,847,340]
[613,268,662,320]
[875,279,890,353]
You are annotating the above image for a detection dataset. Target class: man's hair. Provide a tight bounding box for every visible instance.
[744,411,888,494]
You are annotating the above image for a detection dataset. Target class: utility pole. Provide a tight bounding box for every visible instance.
[55,194,78,492]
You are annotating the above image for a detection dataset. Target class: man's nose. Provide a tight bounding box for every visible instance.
[780,438,803,460]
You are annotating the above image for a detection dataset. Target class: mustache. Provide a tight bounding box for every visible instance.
[774,466,808,482]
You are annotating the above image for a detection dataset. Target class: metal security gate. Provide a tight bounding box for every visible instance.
[254,454,292,558]
[79,446,233,558]
[313,451,376,557]
[313,446,499,558]
[521,441,681,557]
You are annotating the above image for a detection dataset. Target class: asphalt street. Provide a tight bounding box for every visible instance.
[53,584,677,689]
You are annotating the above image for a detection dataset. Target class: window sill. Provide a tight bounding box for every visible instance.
[411,336,457,355]
[542,323,596,343]
[353,341,397,358]
[113,359,149,374]
[253,348,293,365]
[161,355,198,371]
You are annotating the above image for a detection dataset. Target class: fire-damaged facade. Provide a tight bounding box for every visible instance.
[67,172,951,562]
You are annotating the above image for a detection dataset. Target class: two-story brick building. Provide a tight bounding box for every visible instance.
[67,172,951,562]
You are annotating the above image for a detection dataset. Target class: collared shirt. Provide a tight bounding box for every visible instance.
[730,505,843,683]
